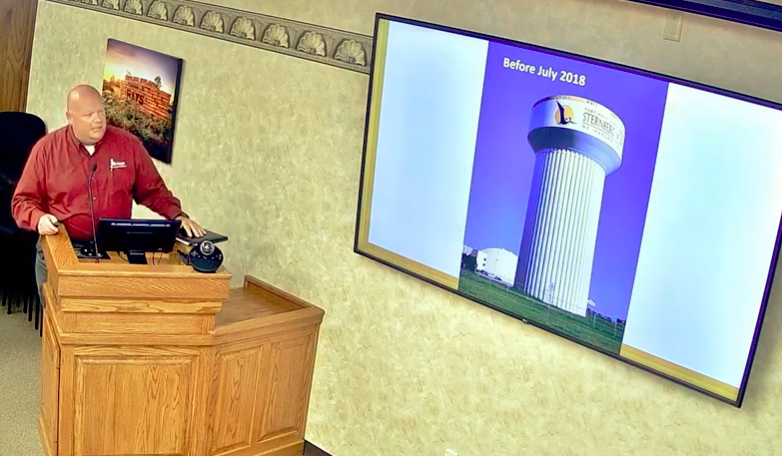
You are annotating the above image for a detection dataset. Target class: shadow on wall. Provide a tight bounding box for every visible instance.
[741,263,782,411]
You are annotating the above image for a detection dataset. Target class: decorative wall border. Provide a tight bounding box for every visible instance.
[46,0,374,74]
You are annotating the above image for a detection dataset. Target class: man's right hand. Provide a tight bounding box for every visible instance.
[37,214,59,235]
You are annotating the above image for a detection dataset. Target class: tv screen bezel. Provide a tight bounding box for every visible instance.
[354,12,782,408]
[626,0,782,35]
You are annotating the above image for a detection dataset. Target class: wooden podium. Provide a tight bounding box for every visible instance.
[38,227,325,456]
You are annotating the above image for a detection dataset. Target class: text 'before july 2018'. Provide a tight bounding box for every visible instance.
[502,57,587,87]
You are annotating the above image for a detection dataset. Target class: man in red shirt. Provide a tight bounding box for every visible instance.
[12,84,206,303]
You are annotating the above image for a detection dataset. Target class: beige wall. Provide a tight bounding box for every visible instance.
[26,0,782,455]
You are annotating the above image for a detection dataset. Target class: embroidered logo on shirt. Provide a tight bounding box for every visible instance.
[110,158,127,170]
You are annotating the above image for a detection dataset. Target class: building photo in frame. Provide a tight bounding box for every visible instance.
[101,38,183,164]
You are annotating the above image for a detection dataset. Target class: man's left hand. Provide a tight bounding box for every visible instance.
[176,215,207,238]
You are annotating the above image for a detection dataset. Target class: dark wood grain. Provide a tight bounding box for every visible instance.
[0,0,38,112]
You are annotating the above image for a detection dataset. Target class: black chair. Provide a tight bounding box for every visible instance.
[0,111,47,332]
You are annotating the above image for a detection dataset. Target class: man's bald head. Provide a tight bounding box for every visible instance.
[66,84,102,111]
[65,84,107,145]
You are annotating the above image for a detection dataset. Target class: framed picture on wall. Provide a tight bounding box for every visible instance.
[101,38,183,164]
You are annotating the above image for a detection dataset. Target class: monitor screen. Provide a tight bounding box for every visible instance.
[97,218,181,264]
[355,13,782,406]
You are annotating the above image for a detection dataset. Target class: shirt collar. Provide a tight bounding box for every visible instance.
[65,125,81,150]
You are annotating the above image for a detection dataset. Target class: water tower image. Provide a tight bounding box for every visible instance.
[514,95,626,317]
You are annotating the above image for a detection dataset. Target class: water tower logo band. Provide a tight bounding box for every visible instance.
[554,101,576,125]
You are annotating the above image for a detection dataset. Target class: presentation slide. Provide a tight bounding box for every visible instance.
[367,21,488,281]
[356,17,782,404]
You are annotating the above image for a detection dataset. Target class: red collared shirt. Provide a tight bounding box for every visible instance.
[12,125,182,241]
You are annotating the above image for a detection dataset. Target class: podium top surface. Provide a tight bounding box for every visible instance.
[42,226,231,279]
[41,226,231,300]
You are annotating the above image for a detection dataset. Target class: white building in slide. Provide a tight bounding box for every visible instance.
[515,95,626,317]
[476,248,518,286]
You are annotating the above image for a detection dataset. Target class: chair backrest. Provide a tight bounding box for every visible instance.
[0,111,47,236]
[0,111,47,182]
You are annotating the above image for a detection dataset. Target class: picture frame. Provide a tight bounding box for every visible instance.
[101,38,184,164]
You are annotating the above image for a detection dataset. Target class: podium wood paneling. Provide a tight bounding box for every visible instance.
[72,346,200,456]
[40,315,60,456]
[38,228,324,456]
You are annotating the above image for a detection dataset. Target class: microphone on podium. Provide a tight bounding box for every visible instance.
[87,163,99,258]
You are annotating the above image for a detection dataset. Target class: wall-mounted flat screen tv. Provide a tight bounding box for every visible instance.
[354,13,782,407]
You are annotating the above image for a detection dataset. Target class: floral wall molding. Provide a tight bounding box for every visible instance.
[47,0,374,74]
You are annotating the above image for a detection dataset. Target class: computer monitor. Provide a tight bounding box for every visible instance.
[96,218,182,264]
